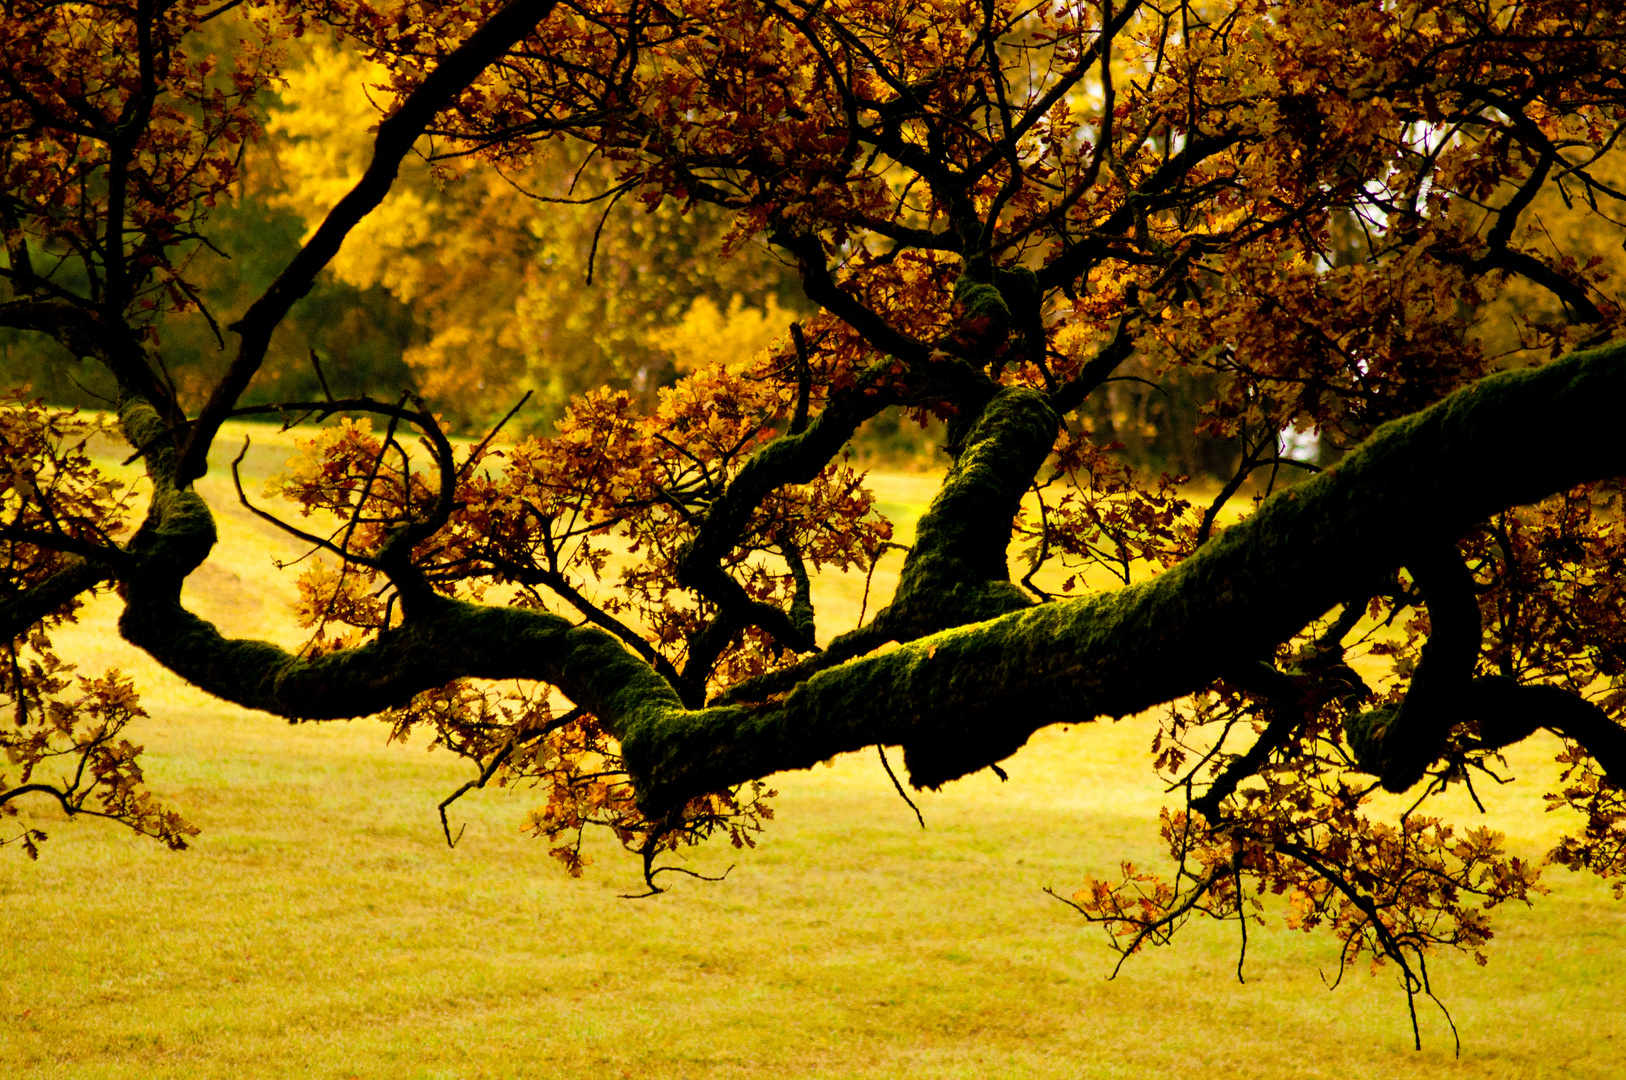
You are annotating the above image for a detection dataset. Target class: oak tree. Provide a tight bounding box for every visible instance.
[5,0,1626,1038]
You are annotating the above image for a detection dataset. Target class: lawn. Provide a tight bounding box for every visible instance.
[2,423,1622,1078]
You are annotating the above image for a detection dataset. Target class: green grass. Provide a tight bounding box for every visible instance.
[2,425,1624,1078]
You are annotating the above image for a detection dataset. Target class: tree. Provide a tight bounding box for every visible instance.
[4,0,1626,1039]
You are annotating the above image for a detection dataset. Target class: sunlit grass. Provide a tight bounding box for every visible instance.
[3,424,1623,1078]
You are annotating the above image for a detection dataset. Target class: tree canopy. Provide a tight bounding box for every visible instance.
[4,0,1626,1039]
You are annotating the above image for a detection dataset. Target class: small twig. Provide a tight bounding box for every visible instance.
[1021,480,1053,601]
[1197,427,1271,545]
[460,390,533,480]
[584,185,629,286]
[309,348,335,402]
[437,708,580,847]
[1234,857,1249,984]
[622,839,735,899]
[231,436,383,571]
[174,274,224,349]
[877,745,925,829]
[788,323,813,435]
[1045,862,1230,979]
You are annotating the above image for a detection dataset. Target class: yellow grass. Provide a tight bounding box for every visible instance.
[2,423,1624,1078]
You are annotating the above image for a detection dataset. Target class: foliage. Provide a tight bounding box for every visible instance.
[3,0,1626,1043]
[1,396,195,854]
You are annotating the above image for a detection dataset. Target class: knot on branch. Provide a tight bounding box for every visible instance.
[1343,705,1398,776]
[950,276,1011,348]
[902,724,1032,792]
[942,267,1040,362]
[994,266,1039,305]
[375,525,443,616]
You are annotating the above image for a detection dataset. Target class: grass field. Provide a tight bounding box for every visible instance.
[3,423,1624,1078]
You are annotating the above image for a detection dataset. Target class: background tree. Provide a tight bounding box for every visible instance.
[263,37,809,426]
[4,0,1626,1039]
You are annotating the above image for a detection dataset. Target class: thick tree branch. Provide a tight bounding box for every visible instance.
[0,557,116,640]
[1467,679,1626,782]
[113,342,1626,816]
[670,356,918,660]
[715,621,895,705]
[1470,247,1604,322]
[631,341,1626,805]
[716,387,1060,704]
[883,387,1052,636]
[1376,543,1483,791]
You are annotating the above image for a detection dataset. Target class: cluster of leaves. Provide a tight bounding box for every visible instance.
[1066,656,1543,1046]
[255,333,890,876]
[1547,744,1626,899]
[512,709,777,885]
[1064,476,1626,1032]
[2,396,193,854]
[1,661,197,858]
[1471,483,1626,689]
[1471,482,1626,894]
[1066,801,1538,978]
[375,678,776,881]
[1151,247,1493,452]
[0,0,283,322]
[1,392,132,575]
[260,36,810,427]
[1017,426,1192,595]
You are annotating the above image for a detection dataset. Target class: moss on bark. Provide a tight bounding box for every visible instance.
[882,385,1056,634]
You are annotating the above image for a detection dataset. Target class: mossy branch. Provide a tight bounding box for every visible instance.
[111,342,1626,815]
